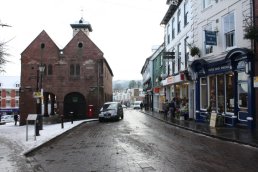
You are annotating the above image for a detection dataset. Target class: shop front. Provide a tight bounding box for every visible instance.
[191,48,255,129]
[162,72,191,119]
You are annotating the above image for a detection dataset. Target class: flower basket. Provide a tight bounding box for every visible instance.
[190,46,200,57]
[244,25,258,42]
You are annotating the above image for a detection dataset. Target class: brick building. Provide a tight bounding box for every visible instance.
[0,76,20,116]
[19,18,113,125]
[254,0,258,130]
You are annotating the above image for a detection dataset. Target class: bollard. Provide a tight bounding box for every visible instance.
[35,120,40,136]
[61,115,64,129]
[70,112,74,124]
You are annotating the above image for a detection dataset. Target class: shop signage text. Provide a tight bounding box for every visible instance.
[208,65,231,74]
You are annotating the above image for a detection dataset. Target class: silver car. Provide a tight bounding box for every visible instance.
[99,102,124,122]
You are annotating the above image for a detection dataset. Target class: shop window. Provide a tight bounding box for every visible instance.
[217,75,225,113]
[209,76,216,111]
[238,72,248,111]
[226,73,234,113]
[200,77,208,109]
[223,12,235,48]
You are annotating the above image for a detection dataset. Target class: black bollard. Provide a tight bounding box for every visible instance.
[36,120,40,136]
[61,115,64,129]
[70,112,74,124]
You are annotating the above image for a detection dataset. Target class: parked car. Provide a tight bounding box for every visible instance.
[132,101,142,109]
[1,115,15,123]
[99,102,124,122]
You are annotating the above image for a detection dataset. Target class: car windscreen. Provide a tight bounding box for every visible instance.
[103,103,117,110]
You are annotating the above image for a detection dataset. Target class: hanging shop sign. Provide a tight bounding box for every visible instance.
[205,30,217,46]
[254,76,258,88]
[153,87,160,93]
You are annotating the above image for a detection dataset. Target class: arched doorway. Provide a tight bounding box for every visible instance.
[63,92,86,119]
[43,92,56,117]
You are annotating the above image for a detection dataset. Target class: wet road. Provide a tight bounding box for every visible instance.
[27,109,258,172]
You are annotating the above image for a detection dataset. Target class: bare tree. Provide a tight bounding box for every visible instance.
[0,41,9,73]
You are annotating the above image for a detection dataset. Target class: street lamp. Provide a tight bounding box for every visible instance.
[39,43,46,117]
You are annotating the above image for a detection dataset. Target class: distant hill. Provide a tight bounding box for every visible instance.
[113,80,142,90]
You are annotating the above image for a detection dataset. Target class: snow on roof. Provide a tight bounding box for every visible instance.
[0,76,20,89]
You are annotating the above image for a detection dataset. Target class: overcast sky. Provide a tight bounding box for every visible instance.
[0,0,168,80]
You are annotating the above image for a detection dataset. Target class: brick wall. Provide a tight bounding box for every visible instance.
[19,30,113,125]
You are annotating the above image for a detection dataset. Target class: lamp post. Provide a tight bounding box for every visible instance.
[36,43,45,130]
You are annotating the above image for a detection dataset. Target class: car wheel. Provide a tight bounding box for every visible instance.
[99,118,103,122]
[121,114,124,119]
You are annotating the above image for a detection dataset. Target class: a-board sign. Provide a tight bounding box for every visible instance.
[27,114,37,121]
[209,111,217,127]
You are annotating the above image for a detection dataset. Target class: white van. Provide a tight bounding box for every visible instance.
[133,101,142,109]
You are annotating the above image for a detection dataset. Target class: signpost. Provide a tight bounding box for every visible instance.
[26,114,38,141]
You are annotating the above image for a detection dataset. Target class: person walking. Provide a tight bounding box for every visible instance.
[14,113,18,126]
[140,102,143,111]
[163,99,169,120]
[169,98,176,119]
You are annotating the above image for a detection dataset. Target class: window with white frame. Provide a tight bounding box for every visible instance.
[6,100,10,107]
[167,24,170,45]
[204,23,213,54]
[177,43,181,72]
[184,1,189,26]
[177,9,181,34]
[172,18,175,39]
[184,37,189,69]
[15,100,19,107]
[223,12,235,48]
[203,0,211,9]
[6,90,11,97]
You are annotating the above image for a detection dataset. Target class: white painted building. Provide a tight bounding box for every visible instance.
[0,76,20,115]
[190,0,254,128]
[160,0,195,118]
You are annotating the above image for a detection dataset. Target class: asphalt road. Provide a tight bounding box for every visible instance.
[27,109,258,172]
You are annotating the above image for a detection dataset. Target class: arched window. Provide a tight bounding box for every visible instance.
[70,64,75,76]
[48,64,53,75]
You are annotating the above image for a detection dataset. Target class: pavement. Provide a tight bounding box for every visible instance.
[142,109,258,148]
[0,110,258,171]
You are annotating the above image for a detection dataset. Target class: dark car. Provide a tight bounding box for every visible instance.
[98,102,124,122]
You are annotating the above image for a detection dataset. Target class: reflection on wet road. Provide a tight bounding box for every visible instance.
[28,109,258,172]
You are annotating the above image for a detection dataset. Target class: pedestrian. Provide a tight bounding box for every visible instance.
[163,99,169,120]
[14,113,18,125]
[169,98,176,118]
[140,102,143,110]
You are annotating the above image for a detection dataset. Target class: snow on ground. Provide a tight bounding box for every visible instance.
[0,119,97,155]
